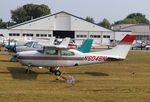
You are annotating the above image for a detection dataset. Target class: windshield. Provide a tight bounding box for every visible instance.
[24,41,33,47]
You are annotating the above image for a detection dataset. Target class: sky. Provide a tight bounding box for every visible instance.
[0,0,150,23]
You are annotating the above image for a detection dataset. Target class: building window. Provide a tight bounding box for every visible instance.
[83,35,87,37]
[77,35,80,37]
[23,33,33,37]
[103,35,110,38]
[36,34,39,37]
[41,34,43,37]
[9,33,12,36]
[30,34,33,36]
[9,33,20,36]
[0,34,4,36]
[36,34,48,37]
[90,35,93,38]
[17,33,20,36]
[97,35,101,38]
[44,34,47,37]
[76,35,87,38]
[90,35,101,38]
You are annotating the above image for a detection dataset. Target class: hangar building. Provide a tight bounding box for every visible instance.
[7,11,114,45]
[113,24,150,41]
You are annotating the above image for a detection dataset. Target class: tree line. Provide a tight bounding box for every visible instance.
[0,3,149,29]
[0,4,50,28]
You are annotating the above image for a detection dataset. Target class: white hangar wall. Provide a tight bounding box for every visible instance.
[8,11,114,45]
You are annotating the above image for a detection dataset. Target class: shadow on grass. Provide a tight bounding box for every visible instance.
[0,72,10,74]
[7,67,39,80]
[85,72,109,76]
[0,60,10,62]
[64,71,109,76]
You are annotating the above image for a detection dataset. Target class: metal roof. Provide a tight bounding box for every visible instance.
[8,11,112,31]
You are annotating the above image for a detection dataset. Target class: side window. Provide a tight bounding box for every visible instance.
[61,50,75,56]
[33,42,43,48]
[46,49,58,55]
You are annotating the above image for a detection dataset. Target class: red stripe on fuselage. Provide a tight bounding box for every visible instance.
[18,56,84,61]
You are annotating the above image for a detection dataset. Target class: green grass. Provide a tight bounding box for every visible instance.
[0,51,150,102]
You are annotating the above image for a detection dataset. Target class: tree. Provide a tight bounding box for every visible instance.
[85,16,95,23]
[11,4,51,24]
[0,19,7,28]
[98,18,111,29]
[115,13,149,24]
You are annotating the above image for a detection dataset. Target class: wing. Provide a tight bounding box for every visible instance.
[45,37,71,49]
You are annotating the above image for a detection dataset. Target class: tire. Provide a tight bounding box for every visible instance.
[54,70,62,76]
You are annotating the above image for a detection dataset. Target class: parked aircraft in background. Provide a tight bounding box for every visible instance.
[4,36,33,51]
[16,34,135,83]
[15,37,55,52]
[0,36,5,47]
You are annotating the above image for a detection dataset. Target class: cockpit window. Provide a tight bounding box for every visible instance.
[61,50,75,56]
[45,49,58,55]
[24,42,33,47]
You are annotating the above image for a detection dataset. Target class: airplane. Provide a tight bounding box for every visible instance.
[0,36,4,47]
[15,37,55,52]
[4,36,33,51]
[16,34,135,83]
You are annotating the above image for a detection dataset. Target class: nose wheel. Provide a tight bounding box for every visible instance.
[25,65,32,74]
[49,67,75,85]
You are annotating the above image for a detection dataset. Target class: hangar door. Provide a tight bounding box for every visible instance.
[53,31,75,38]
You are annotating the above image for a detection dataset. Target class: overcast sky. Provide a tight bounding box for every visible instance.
[0,0,150,23]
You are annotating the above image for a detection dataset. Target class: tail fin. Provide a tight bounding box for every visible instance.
[47,37,55,46]
[120,34,135,45]
[39,37,55,46]
[92,34,135,59]
[78,39,93,53]
[57,37,71,48]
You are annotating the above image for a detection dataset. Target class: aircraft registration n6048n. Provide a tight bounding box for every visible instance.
[16,34,135,83]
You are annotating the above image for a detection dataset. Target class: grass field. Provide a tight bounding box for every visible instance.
[0,51,150,102]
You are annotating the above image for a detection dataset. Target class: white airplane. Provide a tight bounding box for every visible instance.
[16,34,135,83]
[0,36,4,47]
[4,36,33,51]
[15,37,56,52]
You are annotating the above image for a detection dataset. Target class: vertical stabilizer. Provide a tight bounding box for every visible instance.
[78,39,93,53]
[57,37,71,48]
[92,34,135,59]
